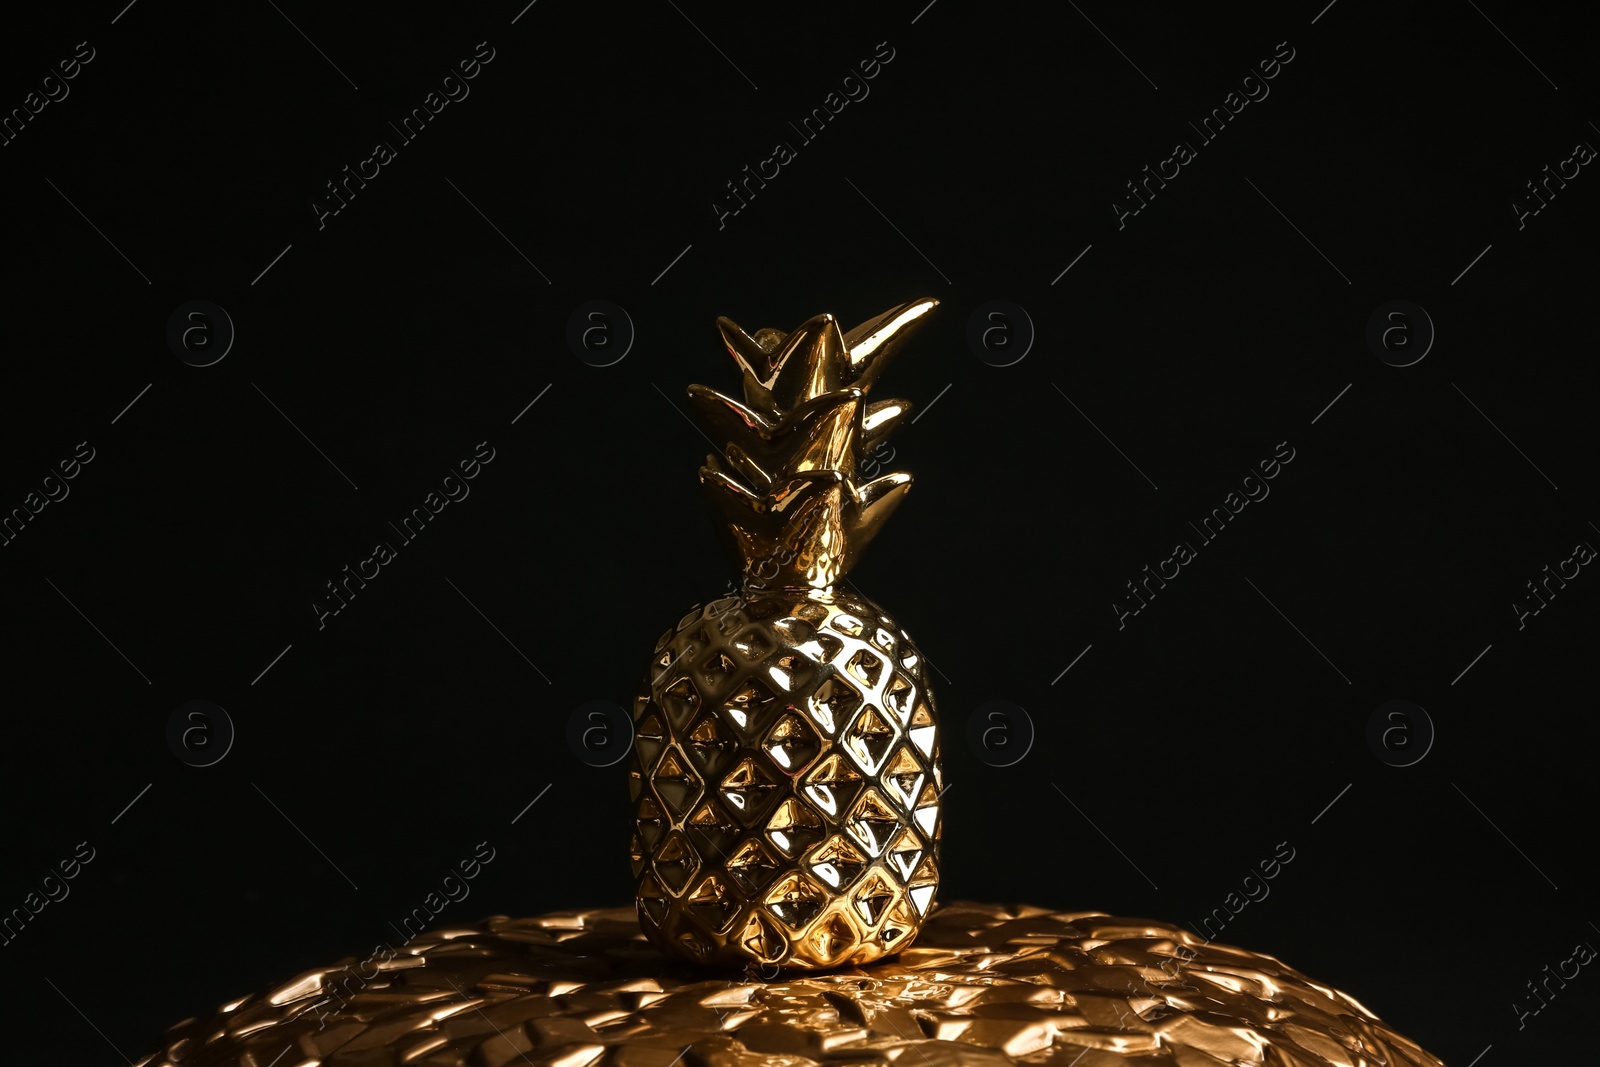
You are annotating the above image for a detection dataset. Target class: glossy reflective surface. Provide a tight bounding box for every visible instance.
[691,299,936,592]
[134,902,1447,1066]
[632,587,941,970]
[635,301,942,969]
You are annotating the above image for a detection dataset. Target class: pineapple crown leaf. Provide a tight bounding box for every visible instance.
[685,384,865,446]
[690,298,938,590]
[688,384,865,488]
[861,397,913,457]
[843,298,940,392]
[715,298,938,413]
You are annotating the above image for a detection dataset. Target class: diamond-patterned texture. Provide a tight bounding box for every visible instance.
[630,587,941,968]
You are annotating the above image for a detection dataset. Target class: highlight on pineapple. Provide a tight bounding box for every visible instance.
[629,298,943,970]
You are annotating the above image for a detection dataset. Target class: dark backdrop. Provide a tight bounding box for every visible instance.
[1,1,1595,1063]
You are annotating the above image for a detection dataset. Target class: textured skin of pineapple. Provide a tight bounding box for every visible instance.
[629,587,942,970]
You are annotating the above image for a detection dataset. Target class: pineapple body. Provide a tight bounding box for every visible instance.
[629,585,941,970]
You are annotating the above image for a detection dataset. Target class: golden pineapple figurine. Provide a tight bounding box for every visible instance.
[629,298,943,970]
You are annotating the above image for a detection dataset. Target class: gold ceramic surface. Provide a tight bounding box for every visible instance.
[631,586,941,970]
[689,299,938,592]
[133,902,1447,1067]
[633,300,943,969]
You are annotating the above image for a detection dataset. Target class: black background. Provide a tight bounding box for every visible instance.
[1,1,1595,1063]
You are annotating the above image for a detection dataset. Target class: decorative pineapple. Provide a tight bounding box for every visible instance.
[629,298,943,970]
